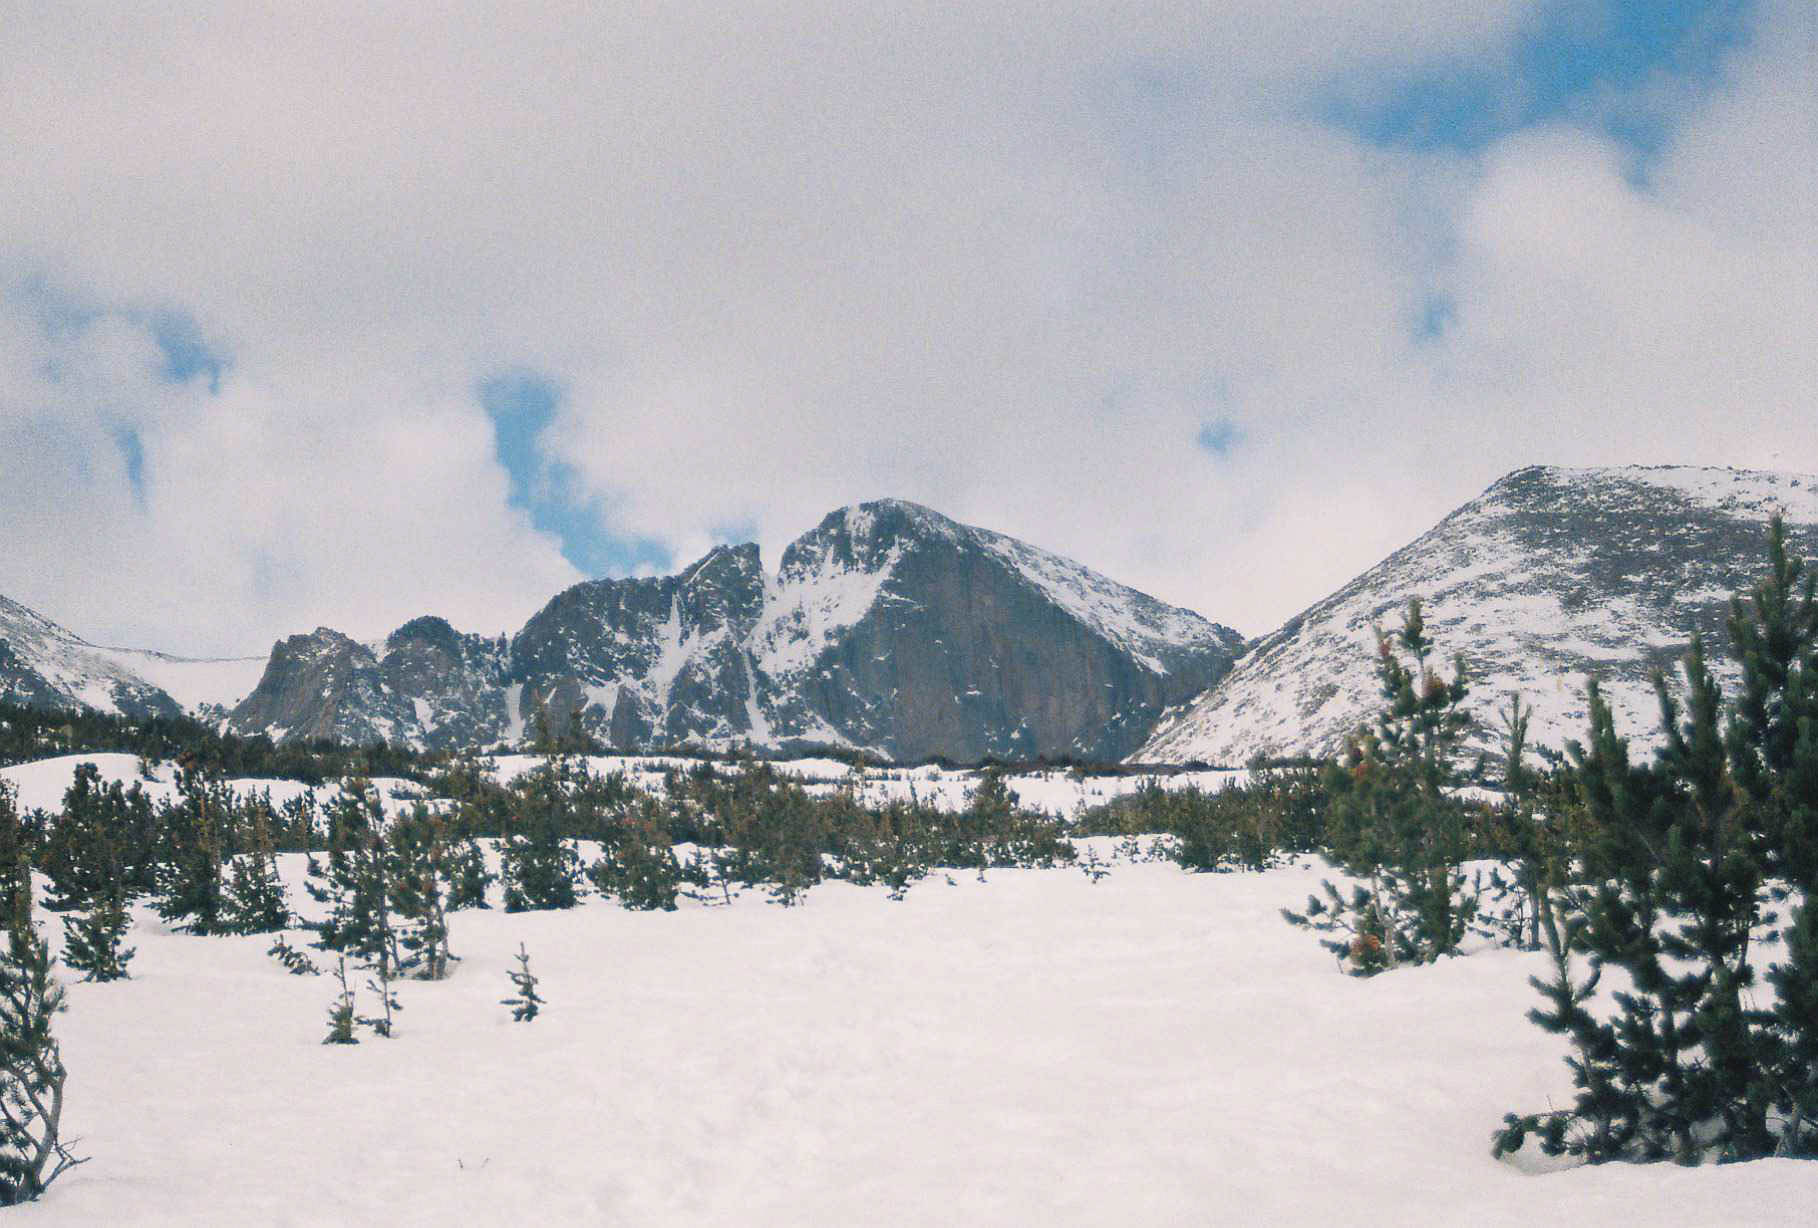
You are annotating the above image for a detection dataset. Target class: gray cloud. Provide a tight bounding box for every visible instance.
[0,1,1810,656]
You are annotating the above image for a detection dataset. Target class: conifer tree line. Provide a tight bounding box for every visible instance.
[0,701,429,784]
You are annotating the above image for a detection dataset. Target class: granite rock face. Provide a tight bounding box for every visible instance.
[1138,466,1818,766]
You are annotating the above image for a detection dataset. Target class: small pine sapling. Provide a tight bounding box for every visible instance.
[358,963,400,1039]
[323,958,359,1045]
[1078,846,1111,884]
[502,944,543,1022]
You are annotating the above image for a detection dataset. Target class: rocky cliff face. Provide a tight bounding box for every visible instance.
[509,501,1243,761]
[1137,465,1818,767]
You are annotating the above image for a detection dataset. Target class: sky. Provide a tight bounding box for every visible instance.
[1,1,1813,657]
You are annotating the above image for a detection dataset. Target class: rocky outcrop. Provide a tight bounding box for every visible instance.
[228,620,511,749]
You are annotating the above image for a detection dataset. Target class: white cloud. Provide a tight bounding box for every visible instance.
[0,0,1810,655]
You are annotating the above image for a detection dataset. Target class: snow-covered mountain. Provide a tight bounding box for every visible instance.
[1138,465,1818,767]
[504,499,1244,761]
[0,594,264,719]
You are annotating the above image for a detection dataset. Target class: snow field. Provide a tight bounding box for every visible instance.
[16,852,1815,1225]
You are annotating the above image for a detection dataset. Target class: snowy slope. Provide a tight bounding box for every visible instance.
[1139,465,1818,766]
[0,595,263,717]
[18,846,1815,1224]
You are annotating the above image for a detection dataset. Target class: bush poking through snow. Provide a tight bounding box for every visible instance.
[268,937,320,977]
[502,944,542,1022]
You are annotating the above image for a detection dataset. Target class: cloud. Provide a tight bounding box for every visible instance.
[0,0,1810,655]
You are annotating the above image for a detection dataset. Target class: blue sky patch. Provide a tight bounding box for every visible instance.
[1324,0,1754,159]
[1196,417,1243,457]
[479,372,674,578]
[146,310,227,392]
[111,424,147,504]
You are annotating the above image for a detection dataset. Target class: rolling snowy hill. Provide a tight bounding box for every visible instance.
[1138,465,1818,767]
[0,595,264,719]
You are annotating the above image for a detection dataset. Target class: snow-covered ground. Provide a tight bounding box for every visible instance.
[15,850,1814,1225]
[5,752,1810,1223]
[0,754,428,819]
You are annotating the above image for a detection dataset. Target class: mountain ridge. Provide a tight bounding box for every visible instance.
[4,499,1243,763]
[1136,464,1818,767]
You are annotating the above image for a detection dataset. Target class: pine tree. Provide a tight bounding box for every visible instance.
[0,920,84,1205]
[386,807,454,980]
[445,834,494,911]
[1501,515,1818,1163]
[0,787,31,945]
[59,897,133,983]
[1286,600,1476,972]
[500,762,580,913]
[40,764,127,914]
[502,943,543,1021]
[152,768,231,935]
[357,964,400,1039]
[1767,896,1818,1155]
[222,796,289,935]
[306,784,401,979]
[587,796,682,911]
